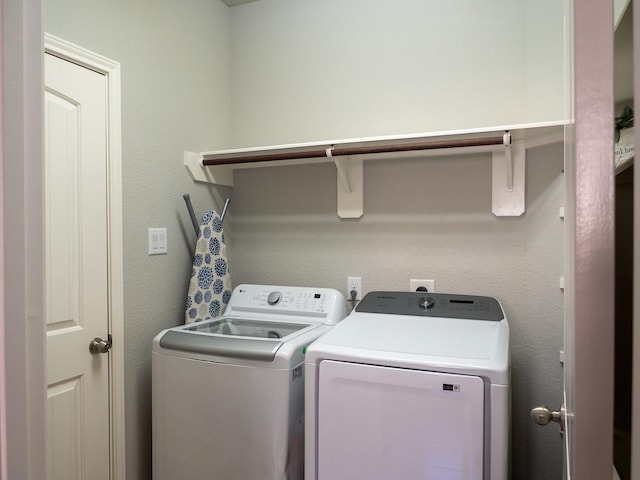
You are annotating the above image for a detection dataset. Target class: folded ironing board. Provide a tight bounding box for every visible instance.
[185,210,232,323]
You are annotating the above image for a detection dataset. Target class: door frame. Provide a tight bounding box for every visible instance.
[567,0,616,478]
[1,2,46,478]
[44,34,126,480]
[633,0,640,476]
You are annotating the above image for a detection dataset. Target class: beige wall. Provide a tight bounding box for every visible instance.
[230,0,565,146]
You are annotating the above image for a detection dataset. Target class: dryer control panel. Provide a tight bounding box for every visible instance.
[356,291,504,321]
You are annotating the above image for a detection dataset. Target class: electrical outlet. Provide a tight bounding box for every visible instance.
[347,276,362,301]
[410,279,435,293]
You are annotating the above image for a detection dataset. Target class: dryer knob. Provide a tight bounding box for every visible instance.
[268,291,282,305]
[418,296,435,309]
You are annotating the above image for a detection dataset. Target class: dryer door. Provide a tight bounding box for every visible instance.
[317,360,485,480]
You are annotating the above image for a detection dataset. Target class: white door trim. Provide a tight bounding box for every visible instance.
[44,34,126,480]
[2,2,46,478]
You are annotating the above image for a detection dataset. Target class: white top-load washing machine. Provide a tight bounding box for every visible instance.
[305,291,510,480]
[153,284,346,480]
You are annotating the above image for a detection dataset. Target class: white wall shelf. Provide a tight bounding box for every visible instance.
[185,122,565,218]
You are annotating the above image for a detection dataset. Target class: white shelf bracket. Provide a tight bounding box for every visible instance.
[334,155,363,219]
[331,148,353,194]
[492,135,525,216]
[184,151,234,186]
[504,132,514,192]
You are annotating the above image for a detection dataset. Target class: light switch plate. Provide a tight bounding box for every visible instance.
[148,228,168,255]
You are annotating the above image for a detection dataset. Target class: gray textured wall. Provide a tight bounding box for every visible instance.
[228,143,565,479]
[45,1,232,478]
[228,3,567,475]
[45,1,566,478]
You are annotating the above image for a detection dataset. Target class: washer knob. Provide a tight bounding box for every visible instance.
[267,291,282,305]
[418,296,435,309]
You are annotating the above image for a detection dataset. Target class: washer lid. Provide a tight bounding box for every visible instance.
[186,317,308,339]
[159,318,318,361]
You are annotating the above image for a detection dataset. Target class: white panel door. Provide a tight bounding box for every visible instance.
[317,360,484,480]
[44,52,110,480]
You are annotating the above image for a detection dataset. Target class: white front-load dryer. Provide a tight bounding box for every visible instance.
[152,284,346,480]
[305,291,510,480]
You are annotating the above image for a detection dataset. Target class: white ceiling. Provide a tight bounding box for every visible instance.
[221,0,259,6]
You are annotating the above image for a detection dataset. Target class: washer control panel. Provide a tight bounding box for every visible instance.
[356,291,504,321]
[225,284,347,324]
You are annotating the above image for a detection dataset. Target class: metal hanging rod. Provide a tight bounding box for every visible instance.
[202,134,508,167]
[183,194,230,238]
[183,194,200,237]
[220,198,230,222]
